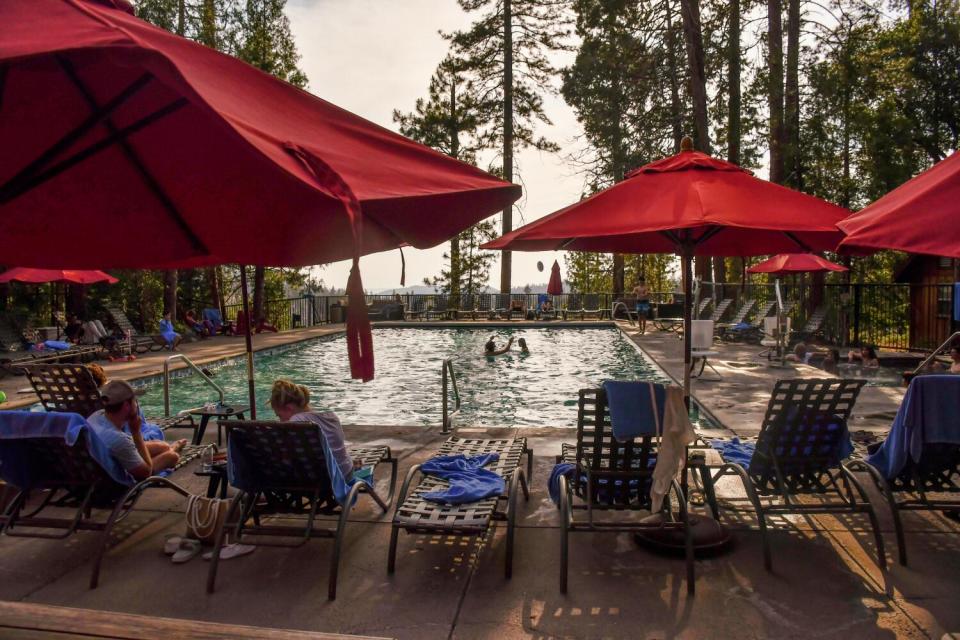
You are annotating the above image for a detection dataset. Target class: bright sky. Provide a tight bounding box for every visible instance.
[287,0,585,291]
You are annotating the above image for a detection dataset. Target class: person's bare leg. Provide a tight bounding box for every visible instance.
[145,441,172,456]
[150,451,180,473]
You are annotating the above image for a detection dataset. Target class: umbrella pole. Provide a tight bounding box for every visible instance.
[239,265,256,419]
[682,247,693,408]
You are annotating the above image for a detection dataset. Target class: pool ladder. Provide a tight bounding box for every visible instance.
[163,353,226,417]
[441,358,460,433]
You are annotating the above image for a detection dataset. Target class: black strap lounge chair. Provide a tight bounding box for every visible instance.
[846,375,960,566]
[716,297,756,337]
[556,387,695,594]
[403,298,426,321]
[425,296,451,321]
[207,420,397,600]
[21,363,196,434]
[105,307,166,353]
[388,436,532,578]
[695,296,713,318]
[795,305,828,341]
[700,378,886,570]
[0,321,97,376]
[0,411,191,589]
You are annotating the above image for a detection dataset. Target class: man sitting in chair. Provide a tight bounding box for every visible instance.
[88,381,185,480]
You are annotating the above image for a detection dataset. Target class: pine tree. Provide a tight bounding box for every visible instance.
[446,0,570,293]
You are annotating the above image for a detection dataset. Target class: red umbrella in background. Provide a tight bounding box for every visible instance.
[0,0,520,409]
[838,151,960,258]
[746,253,847,277]
[484,138,850,401]
[547,260,564,296]
[0,268,118,285]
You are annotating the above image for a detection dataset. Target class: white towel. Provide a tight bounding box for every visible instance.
[649,386,697,513]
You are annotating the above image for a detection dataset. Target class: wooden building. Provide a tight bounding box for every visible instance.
[894,255,958,350]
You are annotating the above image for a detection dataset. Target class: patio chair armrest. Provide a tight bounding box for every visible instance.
[393,463,423,511]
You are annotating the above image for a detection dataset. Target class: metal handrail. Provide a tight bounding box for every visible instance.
[163,354,225,418]
[610,301,634,326]
[441,358,461,433]
[912,331,960,375]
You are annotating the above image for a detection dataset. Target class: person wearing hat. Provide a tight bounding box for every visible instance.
[87,380,186,480]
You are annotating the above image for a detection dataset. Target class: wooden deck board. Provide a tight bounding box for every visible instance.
[0,601,391,640]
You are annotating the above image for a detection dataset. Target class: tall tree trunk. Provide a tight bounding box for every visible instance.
[665,0,683,151]
[252,266,265,321]
[176,0,185,36]
[611,122,626,295]
[205,267,220,313]
[163,270,177,319]
[499,0,514,294]
[784,0,801,188]
[767,0,785,183]
[727,0,741,166]
[449,77,462,304]
[680,0,711,154]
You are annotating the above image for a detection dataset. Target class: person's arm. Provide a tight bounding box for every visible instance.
[491,337,514,355]
[127,407,153,480]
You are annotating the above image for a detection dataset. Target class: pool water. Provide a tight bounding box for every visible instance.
[835,363,907,388]
[138,327,707,428]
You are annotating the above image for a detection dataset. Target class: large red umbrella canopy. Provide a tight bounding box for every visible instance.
[484,145,847,255]
[0,267,118,285]
[746,253,847,277]
[483,139,851,401]
[0,0,520,385]
[547,260,563,295]
[838,151,960,258]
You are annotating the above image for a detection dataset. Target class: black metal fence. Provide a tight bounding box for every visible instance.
[224,283,957,352]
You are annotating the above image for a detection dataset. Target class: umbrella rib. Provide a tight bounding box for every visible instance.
[0,64,6,112]
[57,57,208,255]
[783,231,813,252]
[0,71,154,201]
[0,97,188,205]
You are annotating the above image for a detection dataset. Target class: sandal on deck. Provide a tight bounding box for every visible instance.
[171,538,202,564]
[203,543,255,561]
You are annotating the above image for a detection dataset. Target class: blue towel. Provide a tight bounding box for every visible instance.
[158,319,179,345]
[203,308,224,331]
[43,340,72,351]
[548,462,575,505]
[954,283,960,322]
[710,438,755,466]
[0,411,134,488]
[602,380,666,442]
[420,453,505,505]
[867,375,960,479]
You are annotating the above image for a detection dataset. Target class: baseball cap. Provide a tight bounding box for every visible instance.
[100,380,145,405]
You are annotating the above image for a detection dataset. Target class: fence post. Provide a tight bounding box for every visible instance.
[852,284,862,346]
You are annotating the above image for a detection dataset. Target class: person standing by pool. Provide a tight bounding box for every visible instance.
[632,278,651,335]
[270,379,354,480]
[485,336,513,356]
[159,312,182,351]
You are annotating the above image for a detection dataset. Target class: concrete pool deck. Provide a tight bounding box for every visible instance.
[1,320,957,638]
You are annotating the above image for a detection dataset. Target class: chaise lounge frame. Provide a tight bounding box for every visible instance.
[388,436,532,578]
[208,420,398,600]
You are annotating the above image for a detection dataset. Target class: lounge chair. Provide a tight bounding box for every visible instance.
[759,316,792,360]
[846,375,960,565]
[0,320,94,376]
[0,411,191,588]
[536,294,559,320]
[720,299,774,343]
[389,436,532,578]
[796,305,828,341]
[202,308,234,335]
[208,420,397,599]
[695,296,713,319]
[716,297,756,336]
[426,296,451,321]
[690,320,721,380]
[403,298,427,321]
[701,378,886,570]
[105,307,166,353]
[22,363,196,434]
[556,386,695,594]
[503,297,527,320]
[708,298,733,323]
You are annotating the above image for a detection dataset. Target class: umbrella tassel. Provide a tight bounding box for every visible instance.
[284,142,374,381]
[399,247,406,287]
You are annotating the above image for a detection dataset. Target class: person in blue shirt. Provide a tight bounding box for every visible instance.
[87,380,185,480]
[158,311,182,351]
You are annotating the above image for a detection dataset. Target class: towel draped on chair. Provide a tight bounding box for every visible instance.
[420,453,505,505]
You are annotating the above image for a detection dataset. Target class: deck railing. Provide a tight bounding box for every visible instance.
[214,282,957,352]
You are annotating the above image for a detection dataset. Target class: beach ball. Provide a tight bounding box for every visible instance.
[0,391,6,404]
[537,261,544,272]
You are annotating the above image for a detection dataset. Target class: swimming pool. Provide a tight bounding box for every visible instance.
[835,363,907,388]
[137,327,711,428]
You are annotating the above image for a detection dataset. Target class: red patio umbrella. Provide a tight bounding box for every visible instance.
[484,138,850,401]
[0,0,520,406]
[838,151,960,258]
[746,253,847,277]
[547,260,563,296]
[0,268,118,285]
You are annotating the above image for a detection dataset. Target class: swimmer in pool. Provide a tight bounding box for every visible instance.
[848,345,880,368]
[517,337,529,355]
[484,336,513,356]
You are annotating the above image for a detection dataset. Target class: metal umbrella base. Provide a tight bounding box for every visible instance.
[634,513,732,555]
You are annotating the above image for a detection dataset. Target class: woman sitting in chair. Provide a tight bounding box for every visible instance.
[270,379,354,480]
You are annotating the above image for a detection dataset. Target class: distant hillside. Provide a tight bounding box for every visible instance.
[372,282,566,295]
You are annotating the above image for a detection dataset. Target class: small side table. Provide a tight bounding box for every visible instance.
[195,462,228,498]
[187,404,249,446]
